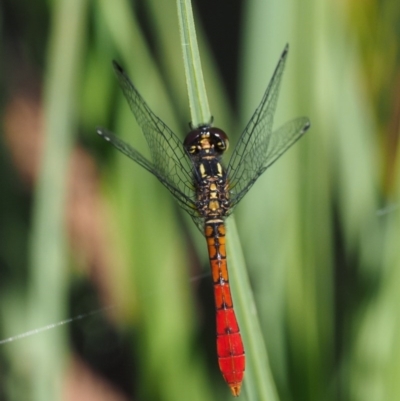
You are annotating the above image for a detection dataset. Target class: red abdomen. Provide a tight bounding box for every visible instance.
[205,222,245,396]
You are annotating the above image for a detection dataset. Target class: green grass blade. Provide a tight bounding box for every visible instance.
[176,1,276,398]
[176,0,211,126]
[27,0,88,400]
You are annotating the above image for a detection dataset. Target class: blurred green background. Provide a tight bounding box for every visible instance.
[0,0,399,401]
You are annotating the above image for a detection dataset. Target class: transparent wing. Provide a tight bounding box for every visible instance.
[97,61,206,223]
[226,45,310,212]
[227,118,310,212]
[97,127,201,221]
[111,61,197,202]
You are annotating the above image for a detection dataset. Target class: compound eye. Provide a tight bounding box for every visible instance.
[209,128,229,152]
[183,129,202,154]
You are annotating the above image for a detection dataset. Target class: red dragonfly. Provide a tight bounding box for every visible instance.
[97,44,310,396]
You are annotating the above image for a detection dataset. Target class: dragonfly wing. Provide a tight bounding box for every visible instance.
[97,127,200,219]
[229,118,310,210]
[111,61,197,204]
[226,45,310,211]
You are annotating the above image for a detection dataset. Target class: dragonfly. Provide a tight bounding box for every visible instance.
[97,44,310,396]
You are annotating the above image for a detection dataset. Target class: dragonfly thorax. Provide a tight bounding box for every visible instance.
[193,157,230,219]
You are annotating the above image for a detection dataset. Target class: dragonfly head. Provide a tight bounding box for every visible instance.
[184,126,229,157]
